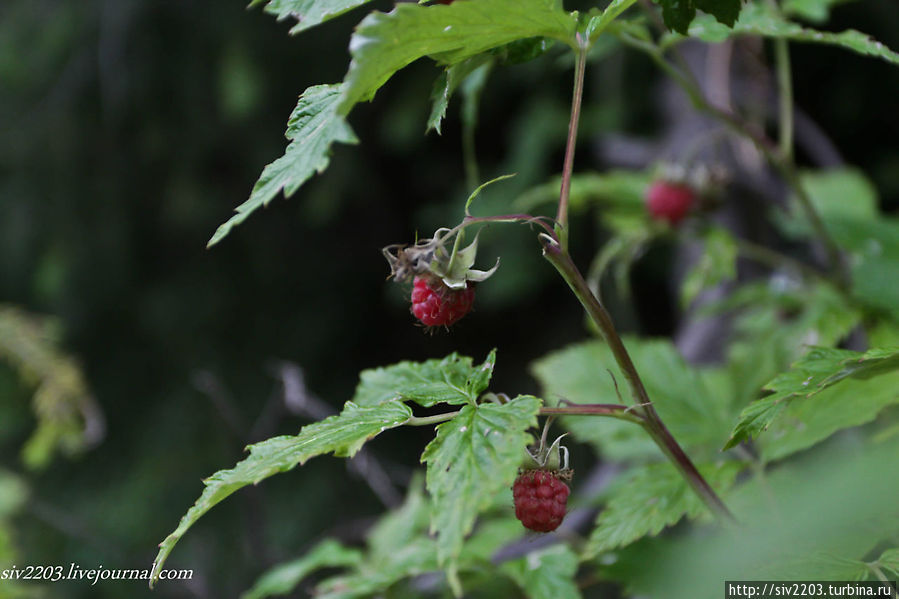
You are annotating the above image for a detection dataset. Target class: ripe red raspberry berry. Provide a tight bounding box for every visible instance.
[410,275,475,328]
[646,180,695,225]
[512,469,570,533]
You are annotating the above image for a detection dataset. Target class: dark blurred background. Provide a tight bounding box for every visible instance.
[1,0,897,597]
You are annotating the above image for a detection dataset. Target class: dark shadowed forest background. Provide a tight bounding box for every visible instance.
[1,1,898,597]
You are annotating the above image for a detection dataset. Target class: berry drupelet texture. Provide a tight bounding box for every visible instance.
[410,275,475,327]
[512,469,570,532]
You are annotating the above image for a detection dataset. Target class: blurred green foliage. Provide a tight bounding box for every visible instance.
[1,0,898,597]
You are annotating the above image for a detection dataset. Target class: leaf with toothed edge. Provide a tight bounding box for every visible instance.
[338,0,578,115]
[351,350,497,408]
[248,0,376,35]
[207,83,357,247]
[421,395,541,594]
[151,400,411,587]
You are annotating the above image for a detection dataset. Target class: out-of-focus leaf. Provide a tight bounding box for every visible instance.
[152,401,411,586]
[0,306,101,469]
[724,346,899,451]
[878,548,899,577]
[339,0,577,114]
[0,470,27,519]
[602,439,899,599]
[681,227,738,308]
[683,4,899,66]
[652,0,741,34]
[314,538,438,599]
[248,0,375,35]
[587,461,744,557]
[421,396,540,583]
[241,540,363,599]
[208,84,358,247]
[783,0,855,24]
[516,170,650,233]
[531,339,740,460]
[352,350,496,408]
[500,545,582,599]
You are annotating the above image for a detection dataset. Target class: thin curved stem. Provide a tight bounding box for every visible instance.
[556,34,589,245]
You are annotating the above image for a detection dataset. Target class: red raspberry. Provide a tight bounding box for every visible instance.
[646,180,695,225]
[410,275,475,327]
[512,469,570,532]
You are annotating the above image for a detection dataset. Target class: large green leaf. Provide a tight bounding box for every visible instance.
[587,461,743,557]
[724,346,899,450]
[760,369,899,462]
[683,3,899,66]
[787,169,899,315]
[207,84,358,247]
[421,396,541,581]
[248,0,375,34]
[603,439,899,599]
[151,400,411,585]
[241,540,363,599]
[338,0,578,114]
[352,350,496,408]
[531,338,739,460]
[500,545,582,599]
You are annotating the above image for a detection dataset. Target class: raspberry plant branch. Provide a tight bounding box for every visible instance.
[540,234,735,522]
[616,31,849,288]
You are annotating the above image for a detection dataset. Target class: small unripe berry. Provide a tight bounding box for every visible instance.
[646,180,695,225]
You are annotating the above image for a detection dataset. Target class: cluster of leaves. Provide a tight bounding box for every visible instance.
[153,351,552,594]
[153,0,899,597]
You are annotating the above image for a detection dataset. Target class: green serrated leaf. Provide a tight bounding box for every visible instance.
[152,401,411,586]
[586,461,744,557]
[877,548,899,577]
[421,396,541,573]
[207,84,358,247]
[684,4,899,66]
[427,55,493,134]
[681,227,738,308]
[759,369,899,462]
[339,0,578,114]
[352,351,496,408]
[248,0,375,35]
[532,338,740,461]
[241,539,363,599]
[724,346,899,451]
[500,545,582,599]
